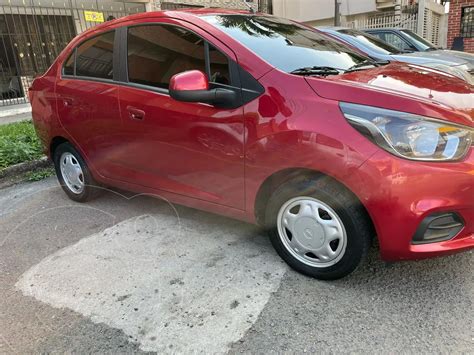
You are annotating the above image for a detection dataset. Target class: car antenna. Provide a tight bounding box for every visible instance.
[243,0,255,14]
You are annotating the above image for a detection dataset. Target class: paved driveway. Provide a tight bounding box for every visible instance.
[1,178,473,353]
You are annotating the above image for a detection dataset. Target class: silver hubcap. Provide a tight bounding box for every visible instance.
[277,197,347,268]
[59,152,84,194]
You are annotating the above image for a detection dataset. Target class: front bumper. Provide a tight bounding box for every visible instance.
[353,147,474,261]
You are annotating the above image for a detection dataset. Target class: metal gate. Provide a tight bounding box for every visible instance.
[0,0,146,106]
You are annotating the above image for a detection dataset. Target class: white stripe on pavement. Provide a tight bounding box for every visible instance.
[16,213,287,353]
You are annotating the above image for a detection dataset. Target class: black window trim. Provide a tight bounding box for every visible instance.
[59,22,264,107]
[61,29,117,82]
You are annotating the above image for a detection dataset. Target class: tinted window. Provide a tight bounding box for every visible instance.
[378,32,413,51]
[336,29,402,55]
[127,25,206,89]
[202,15,369,73]
[209,45,230,85]
[63,50,75,75]
[76,31,115,79]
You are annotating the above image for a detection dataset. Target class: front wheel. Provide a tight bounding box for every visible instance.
[265,176,372,280]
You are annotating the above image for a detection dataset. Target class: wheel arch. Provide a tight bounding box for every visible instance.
[254,168,376,238]
[49,136,70,157]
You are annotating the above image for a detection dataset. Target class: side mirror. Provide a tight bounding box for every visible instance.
[169,70,238,108]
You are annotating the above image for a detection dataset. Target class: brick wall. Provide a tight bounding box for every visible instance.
[447,0,474,52]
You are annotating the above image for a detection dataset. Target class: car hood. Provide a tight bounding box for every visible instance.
[304,63,474,126]
[391,51,469,67]
[430,50,474,66]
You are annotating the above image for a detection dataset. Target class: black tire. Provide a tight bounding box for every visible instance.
[265,175,372,280]
[53,142,102,202]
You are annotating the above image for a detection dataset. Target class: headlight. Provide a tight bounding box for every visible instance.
[340,102,473,161]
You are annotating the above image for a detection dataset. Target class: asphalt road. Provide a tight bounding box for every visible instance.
[1,177,473,354]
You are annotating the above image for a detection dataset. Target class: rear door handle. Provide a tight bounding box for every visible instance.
[127,106,145,120]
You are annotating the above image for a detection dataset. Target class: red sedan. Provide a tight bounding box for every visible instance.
[29,9,474,280]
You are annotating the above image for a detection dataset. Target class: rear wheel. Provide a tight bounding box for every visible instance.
[265,176,372,280]
[53,142,101,202]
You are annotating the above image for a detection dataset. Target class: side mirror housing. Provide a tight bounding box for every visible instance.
[169,70,238,108]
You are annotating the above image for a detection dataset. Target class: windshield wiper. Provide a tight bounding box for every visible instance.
[290,66,342,76]
[346,59,390,72]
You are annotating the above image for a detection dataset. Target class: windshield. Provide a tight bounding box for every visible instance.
[401,29,437,51]
[336,29,403,55]
[201,15,371,73]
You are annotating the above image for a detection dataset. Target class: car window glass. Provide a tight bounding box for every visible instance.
[381,32,412,51]
[63,50,75,75]
[209,45,230,85]
[75,31,115,79]
[127,25,206,89]
[400,30,436,50]
[337,29,402,55]
[202,15,370,73]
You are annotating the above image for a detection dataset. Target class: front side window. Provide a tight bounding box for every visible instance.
[379,32,413,51]
[209,45,230,85]
[202,15,371,73]
[75,31,115,79]
[127,25,206,89]
[461,6,474,38]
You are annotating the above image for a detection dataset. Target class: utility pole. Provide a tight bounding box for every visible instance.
[334,0,341,26]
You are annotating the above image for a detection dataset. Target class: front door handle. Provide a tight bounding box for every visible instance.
[63,98,73,107]
[127,106,145,120]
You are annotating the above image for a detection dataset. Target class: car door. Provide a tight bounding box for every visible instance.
[55,30,123,178]
[115,23,247,209]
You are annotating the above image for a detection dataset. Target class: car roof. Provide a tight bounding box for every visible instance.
[317,26,348,31]
[82,8,255,34]
[363,28,410,32]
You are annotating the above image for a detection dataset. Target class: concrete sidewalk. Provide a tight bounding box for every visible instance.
[0,103,32,125]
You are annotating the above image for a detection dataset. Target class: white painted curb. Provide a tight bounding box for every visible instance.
[0,105,32,118]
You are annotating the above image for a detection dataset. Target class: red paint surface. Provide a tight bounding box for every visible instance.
[170,70,210,91]
[30,9,474,262]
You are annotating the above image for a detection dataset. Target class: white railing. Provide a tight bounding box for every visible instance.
[349,12,418,32]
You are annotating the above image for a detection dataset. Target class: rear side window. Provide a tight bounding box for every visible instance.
[63,50,75,76]
[75,31,115,79]
[127,25,206,89]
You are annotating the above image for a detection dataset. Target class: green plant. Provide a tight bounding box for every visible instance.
[25,167,54,181]
[0,120,43,169]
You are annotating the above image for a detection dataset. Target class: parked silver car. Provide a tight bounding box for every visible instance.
[317,27,474,84]
[364,28,474,73]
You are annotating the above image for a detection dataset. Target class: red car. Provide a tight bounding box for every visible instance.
[29,9,474,280]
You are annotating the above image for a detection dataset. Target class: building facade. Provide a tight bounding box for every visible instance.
[152,0,272,13]
[447,0,474,52]
[0,0,148,106]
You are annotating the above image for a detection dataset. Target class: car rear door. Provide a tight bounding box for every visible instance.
[55,30,123,178]
[114,22,249,209]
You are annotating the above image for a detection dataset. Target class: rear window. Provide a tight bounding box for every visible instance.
[336,29,402,55]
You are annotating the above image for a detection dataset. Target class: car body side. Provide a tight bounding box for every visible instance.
[30,11,474,263]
